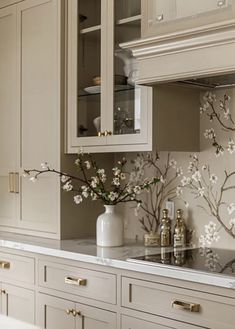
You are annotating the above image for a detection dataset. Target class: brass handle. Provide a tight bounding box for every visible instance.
[172,300,200,313]
[98,131,105,137]
[9,172,14,193]
[0,290,6,294]
[104,130,112,136]
[65,276,87,286]
[0,261,10,269]
[72,309,81,317]
[14,172,19,193]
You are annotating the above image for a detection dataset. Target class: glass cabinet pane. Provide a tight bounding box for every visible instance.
[77,0,101,138]
[114,0,142,136]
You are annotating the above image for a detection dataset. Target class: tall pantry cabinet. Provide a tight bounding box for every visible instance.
[0,0,103,239]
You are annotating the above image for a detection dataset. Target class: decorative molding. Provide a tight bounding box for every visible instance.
[121,20,235,84]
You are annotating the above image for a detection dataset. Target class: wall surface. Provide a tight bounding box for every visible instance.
[123,87,235,250]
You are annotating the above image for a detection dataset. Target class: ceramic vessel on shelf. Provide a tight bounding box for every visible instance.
[96,205,124,247]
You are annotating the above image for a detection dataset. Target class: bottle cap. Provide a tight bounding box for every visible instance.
[162,209,168,218]
[176,209,183,219]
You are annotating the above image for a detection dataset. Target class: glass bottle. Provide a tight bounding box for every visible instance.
[173,209,186,248]
[160,209,171,247]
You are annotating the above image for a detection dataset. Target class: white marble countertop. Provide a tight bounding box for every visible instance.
[0,232,234,290]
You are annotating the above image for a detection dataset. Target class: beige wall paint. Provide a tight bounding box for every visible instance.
[123,87,235,250]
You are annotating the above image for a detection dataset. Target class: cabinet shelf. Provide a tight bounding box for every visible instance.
[116,14,141,26]
[78,85,135,98]
[80,25,101,34]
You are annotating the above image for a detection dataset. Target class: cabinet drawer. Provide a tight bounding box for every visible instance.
[0,251,34,285]
[121,315,199,329]
[122,277,235,329]
[39,260,116,304]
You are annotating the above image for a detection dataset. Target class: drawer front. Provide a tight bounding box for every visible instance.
[122,277,235,329]
[39,260,116,304]
[121,315,199,329]
[0,251,34,285]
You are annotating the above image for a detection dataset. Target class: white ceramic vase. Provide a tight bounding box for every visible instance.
[96,205,124,247]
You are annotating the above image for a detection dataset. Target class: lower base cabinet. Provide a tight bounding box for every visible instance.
[0,283,35,324]
[37,293,116,329]
[121,315,202,329]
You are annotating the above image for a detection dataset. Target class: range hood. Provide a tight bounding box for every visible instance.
[120,20,235,88]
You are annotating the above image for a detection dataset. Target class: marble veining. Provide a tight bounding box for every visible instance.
[0,232,234,290]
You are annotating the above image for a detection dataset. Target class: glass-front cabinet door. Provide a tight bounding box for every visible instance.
[66,0,152,153]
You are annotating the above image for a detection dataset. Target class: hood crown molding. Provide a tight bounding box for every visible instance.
[121,20,235,85]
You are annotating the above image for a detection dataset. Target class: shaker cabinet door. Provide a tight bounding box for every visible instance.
[75,303,116,329]
[1,283,35,324]
[0,5,19,228]
[37,294,76,329]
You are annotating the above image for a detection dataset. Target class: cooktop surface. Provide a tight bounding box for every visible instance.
[129,248,235,277]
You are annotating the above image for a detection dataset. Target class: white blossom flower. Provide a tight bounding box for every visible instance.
[192,170,201,182]
[160,175,166,184]
[197,187,205,197]
[202,165,207,171]
[169,159,177,168]
[188,161,194,173]
[133,186,141,195]
[120,173,126,180]
[81,186,89,198]
[91,176,99,188]
[203,91,216,103]
[200,221,220,247]
[78,147,84,155]
[84,161,91,169]
[75,158,81,166]
[29,176,37,182]
[112,177,120,186]
[112,167,121,176]
[176,167,183,176]
[126,185,133,194]
[109,191,119,202]
[204,128,215,140]
[184,201,189,208]
[215,147,224,157]
[74,195,83,204]
[40,162,48,169]
[181,176,190,186]
[61,175,69,183]
[62,180,73,191]
[176,186,183,197]
[97,169,106,183]
[209,174,218,184]
[227,203,235,215]
[229,218,235,227]
[227,139,235,154]
[223,107,230,119]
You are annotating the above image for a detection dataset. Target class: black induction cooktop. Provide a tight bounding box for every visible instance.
[129,248,235,277]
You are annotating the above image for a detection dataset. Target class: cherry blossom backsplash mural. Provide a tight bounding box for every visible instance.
[123,88,235,250]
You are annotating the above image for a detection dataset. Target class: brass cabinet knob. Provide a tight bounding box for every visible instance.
[172,300,200,313]
[104,130,112,136]
[72,310,81,317]
[98,131,105,137]
[1,290,6,295]
[0,261,10,269]
[66,309,72,315]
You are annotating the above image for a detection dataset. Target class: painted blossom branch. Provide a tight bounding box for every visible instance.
[131,152,182,233]
[179,154,235,240]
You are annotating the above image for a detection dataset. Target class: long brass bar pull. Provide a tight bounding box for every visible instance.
[14,172,19,193]
[65,276,87,286]
[172,300,200,313]
[0,261,10,269]
[8,173,14,193]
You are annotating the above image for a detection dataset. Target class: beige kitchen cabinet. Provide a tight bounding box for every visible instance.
[0,0,103,239]
[37,293,116,329]
[0,5,19,229]
[121,314,200,329]
[66,0,153,153]
[1,283,35,324]
[142,0,235,37]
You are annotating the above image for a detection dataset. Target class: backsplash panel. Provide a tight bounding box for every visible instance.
[123,88,235,250]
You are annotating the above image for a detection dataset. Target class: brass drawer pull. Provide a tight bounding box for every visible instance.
[0,261,10,269]
[9,172,14,193]
[0,289,6,294]
[172,300,200,312]
[104,130,112,136]
[65,276,87,286]
[66,309,73,315]
[98,131,105,137]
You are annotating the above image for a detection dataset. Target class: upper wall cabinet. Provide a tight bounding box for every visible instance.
[142,0,235,37]
[66,0,152,153]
